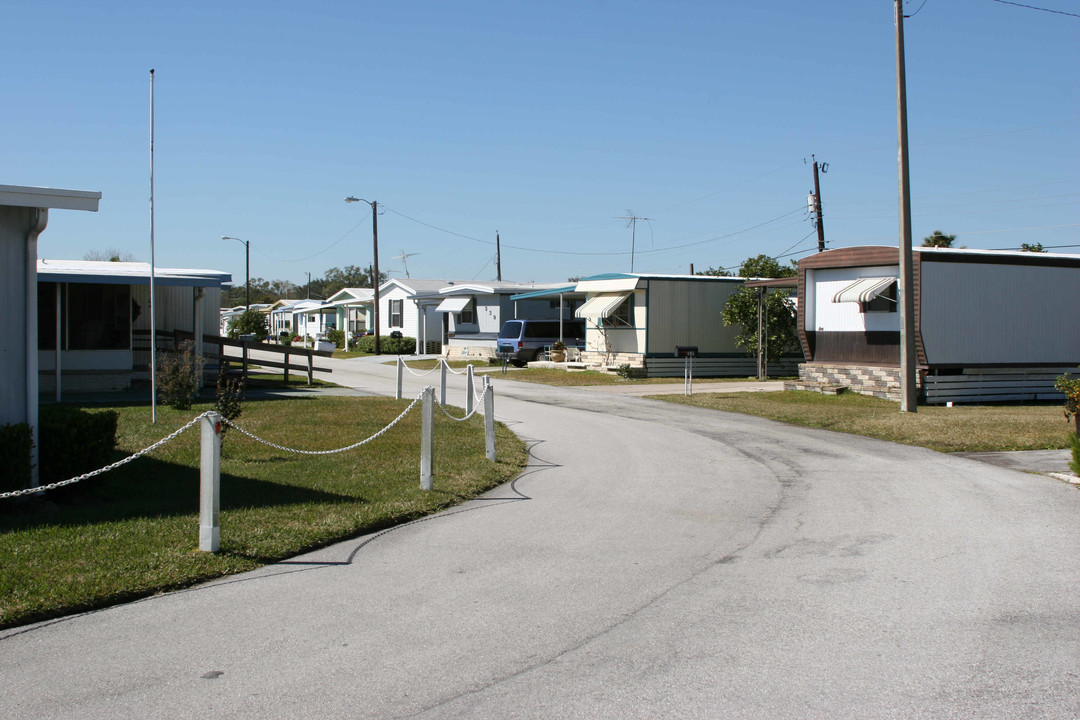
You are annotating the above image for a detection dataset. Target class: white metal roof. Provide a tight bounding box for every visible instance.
[37,259,230,287]
[0,184,101,212]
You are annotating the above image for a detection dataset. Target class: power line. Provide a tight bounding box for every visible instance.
[255,211,370,264]
[990,0,1080,18]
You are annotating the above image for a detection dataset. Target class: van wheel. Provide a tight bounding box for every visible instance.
[510,359,526,368]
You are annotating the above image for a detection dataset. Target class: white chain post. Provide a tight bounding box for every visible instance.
[440,359,448,406]
[421,386,434,490]
[484,377,496,462]
[199,412,222,552]
[465,364,475,415]
[396,356,403,400]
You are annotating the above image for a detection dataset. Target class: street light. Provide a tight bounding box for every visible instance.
[221,236,250,310]
[344,197,381,355]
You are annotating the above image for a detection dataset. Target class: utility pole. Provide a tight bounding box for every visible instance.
[810,155,827,253]
[895,0,918,412]
[372,201,381,355]
[496,231,502,281]
[306,272,311,299]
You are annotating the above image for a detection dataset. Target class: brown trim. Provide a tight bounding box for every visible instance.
[744,277,797,289]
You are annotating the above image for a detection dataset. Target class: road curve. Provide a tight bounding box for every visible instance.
[1,355,1077,719]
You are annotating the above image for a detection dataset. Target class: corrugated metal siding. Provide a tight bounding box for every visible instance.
[921,262,1080,365]
[645,280,742,355]
[808,266,899,333]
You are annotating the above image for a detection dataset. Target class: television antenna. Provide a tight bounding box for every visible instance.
[617,210,652,273]
[393,249,420,277]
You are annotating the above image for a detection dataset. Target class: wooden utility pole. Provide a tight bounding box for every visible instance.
[895,0,918,412]
[496,231,502,281]
[811,156,827,253]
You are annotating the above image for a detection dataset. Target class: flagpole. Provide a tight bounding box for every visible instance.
[150,68,158,423]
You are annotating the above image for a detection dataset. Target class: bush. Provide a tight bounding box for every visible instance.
[0,423,33,493]
[1055,368,1080,434]
[227,309,269,341]
[38,406,118,488]
[214,370,245,440]
[1070,433,1080,477]
[279,331,292,346]
[156,340,205,410]
[326,328,346,349]
[353,335,416,354]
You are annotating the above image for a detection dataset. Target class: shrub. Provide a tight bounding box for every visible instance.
[279,331,292,346]
[38,407,118,489]
[156,340,205,410]
[1055,368,1080,434]
[0,423,33,493]
[353,335,416,354]
[1070,433,1080,477]
[227,309,269,341]
[214,370,245,440]
[326,328,346,349]
[616,363,634,379]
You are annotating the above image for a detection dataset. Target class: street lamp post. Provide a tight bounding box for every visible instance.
[222,236,250,310]
[344,197,381,355]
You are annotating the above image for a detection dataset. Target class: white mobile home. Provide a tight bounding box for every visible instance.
[573,273,795,377]
[438,281,576,359]
[37,260,230,396]
[794,246,1080,402]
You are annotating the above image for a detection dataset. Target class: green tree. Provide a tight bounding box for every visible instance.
[696,266,734,277]
[1020,242,1046,253]
[720,254,799,366]
[227,309,269,341]
[921,230,956,248]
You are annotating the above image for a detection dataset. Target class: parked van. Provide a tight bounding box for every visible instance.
[497,319,586,366]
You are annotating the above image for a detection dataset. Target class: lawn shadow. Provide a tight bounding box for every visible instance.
[0,454,357,534]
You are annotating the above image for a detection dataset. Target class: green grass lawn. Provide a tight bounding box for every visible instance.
[500,368,772,387]
[654,390,1073,453]
[0,396,527,629]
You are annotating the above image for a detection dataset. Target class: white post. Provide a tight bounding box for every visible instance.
[421,387,434,490]
[466,364,475,415]
[199,412,222,552]
[396,356,403,400]
[440,359,448,406]
[484,377,496,462]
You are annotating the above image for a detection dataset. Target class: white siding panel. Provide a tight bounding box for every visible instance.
[921,262,1080,365]
[811,266,899,333]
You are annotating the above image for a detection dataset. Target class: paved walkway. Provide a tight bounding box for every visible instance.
[6,353,1077,718]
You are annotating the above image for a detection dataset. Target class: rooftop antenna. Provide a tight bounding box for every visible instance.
[393,249,420,278]
[617,210,652,273]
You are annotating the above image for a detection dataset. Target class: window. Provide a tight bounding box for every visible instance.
[603,296,634,327]
[38,282,131,350]
[390,299,404,327]
[457,299,475,325]
[862,281,897,313]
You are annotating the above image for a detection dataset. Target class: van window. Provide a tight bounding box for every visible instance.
[525,322,560,338]
[499,321,523,338]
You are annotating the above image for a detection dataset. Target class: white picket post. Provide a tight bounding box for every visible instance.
[199,412,222,552]
[440,359,448,406]
[396,356,403,400]
[484,378,496,462]
[421,386,434,490]
[466,364,475,415]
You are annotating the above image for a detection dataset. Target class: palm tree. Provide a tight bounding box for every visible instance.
[921,230,956,248]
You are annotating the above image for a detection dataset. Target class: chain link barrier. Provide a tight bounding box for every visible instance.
[223,393,423,454]
[435,384,488,422]
[0,412,212,500]
[398,358,442,377]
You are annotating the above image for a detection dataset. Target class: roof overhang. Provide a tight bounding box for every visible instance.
[575,292,630,320]
[575,277,643,293]
[832,276,896,304]
[509,285,581,301]
[37,260,229,288]
[0,184,101,212]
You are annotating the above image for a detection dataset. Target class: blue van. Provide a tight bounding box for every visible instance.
[497,319,586,366]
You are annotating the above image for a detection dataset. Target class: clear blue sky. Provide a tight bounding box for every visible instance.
[3,0,1077,288]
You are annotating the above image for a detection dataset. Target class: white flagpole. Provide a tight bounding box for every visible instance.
[150,68,158,423]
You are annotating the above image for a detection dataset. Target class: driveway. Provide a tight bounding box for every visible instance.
[2,354,1078,719]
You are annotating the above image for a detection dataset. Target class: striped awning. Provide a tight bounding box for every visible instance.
[832,277,896,304]
[575,292,629,320]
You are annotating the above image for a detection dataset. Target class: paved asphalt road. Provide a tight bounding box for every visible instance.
[3,355,1078,719]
